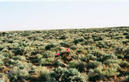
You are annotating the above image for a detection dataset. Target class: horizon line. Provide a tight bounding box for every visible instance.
[0,26,128,32]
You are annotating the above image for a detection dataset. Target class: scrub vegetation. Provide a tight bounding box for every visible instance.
[0,27,129,82]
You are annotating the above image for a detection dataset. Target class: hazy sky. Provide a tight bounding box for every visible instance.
[0,0,129,31]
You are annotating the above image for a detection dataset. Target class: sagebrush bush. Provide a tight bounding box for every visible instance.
[125,35,129,39]
[69,61,87,72]
[86,61,102,69]
[103,59,122,65]
[73,37,84,44]
[51,67,86,82]
[45,43,55,50]
[53,60,65,67]
[62,68,85,82]
[50,67,64,81]
[81,54,97,62]
[39,67,51,81]
[40,58,54,66]
[120,61,129,67]
[60,42,71,47]
[59,35,66,40]
[13,48,23,55]
[88,68,104,81]
[100,54,117,62]
[7,67,29,82]
[0,59,4,66]
[124,47,129,58]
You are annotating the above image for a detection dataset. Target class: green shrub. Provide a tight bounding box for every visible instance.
[42,51,55,58]
[120,61,129,67]
[73,37,84,44]
[125,35,129,39]
[62,68,85,82]
[124,47,129,58]
[70,45,77,50]
[7,67,29,82]
[0,59,3,65]
[96,41,109,48]
[50,67,64,81]
[36,54,42,59]
[0,45,4,51]
[39,67,51,81]
[86,61,102,69]
[93,36,103,41]
[122,40,129,45]
[88,69,104,81]
[125,76,129,82]
[100,54,117,62]
[12,56,21,60]
[88,63,120,81]
[12,47,24,55]
[123,32,128,35]
[45,43,55,50]
[91,51,104,57]
[53,60,65,67]
[42,53,50,58]
[102,68,119,77]
[69,61,79,68]
[40,58,54,66]
[60,42,70,47]
[115,47,124,55]
[59,35,66,40]
[103,59,122,65]
[81,54,97,62]
[51,67,86,82]
[31,50,39,55]
[69,61,86,72]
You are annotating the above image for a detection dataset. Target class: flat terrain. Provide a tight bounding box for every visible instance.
[0,27,129,82]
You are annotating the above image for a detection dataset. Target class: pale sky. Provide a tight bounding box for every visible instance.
[0,0,129,31]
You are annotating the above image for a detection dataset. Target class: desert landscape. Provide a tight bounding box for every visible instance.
[0,27,129,82]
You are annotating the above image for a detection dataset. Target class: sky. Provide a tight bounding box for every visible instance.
[0,0,129,31]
